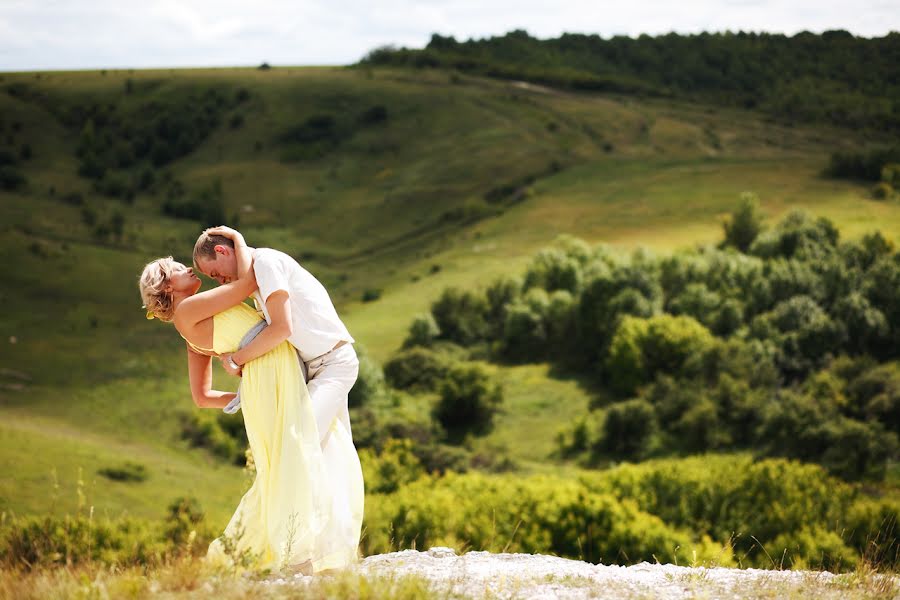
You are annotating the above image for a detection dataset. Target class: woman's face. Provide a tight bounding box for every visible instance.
[167,262,202,295]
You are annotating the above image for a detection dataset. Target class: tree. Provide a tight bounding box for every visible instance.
[403,313,441,348]
[433,363,503,436]
[596,399,658,458]
[722,192,764,252]
[430,287,489,345]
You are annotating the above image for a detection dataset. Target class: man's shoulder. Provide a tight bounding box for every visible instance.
[253,247,297,267]
[253,248,315,277]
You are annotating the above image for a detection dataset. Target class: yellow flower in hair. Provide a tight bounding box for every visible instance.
[144,307,155,320]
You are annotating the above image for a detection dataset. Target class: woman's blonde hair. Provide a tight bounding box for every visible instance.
[139,257,179,322]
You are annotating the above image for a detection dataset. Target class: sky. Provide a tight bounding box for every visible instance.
[0,0,897,71]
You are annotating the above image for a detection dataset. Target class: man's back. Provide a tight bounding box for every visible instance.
[252,247,354,362]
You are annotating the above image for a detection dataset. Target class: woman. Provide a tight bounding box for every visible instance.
[139,254,354,573]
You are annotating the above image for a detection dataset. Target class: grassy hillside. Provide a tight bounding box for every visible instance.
[1,65,897,527]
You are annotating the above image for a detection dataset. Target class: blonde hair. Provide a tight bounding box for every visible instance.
[139,257,179,322]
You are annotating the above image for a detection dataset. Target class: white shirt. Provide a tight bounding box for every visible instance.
[251,248,354,362]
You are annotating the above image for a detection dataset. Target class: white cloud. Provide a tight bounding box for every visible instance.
[0,0,896,71]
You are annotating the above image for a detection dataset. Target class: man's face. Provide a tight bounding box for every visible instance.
[196,246,237,285]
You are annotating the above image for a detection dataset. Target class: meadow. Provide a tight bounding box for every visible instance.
[2,61,900,584]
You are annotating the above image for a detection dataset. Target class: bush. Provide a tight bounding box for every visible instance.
[605,314,714,396]
[363,470,727,566]
[359,438,425,494]
[596,399,658,459]
[722,192,765,252]
[361,288,382,302]
[430,287,489,345]
[0,166,26,190]
[180,411,246,465]
[359,105,388,125]
[501,301,546,361]
[402,313,440,348]
[98,461,148,482]
[433,363,503,436]
[349,345,385,407]
[384,346,453,392]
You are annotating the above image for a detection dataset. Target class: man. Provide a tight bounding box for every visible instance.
[192,226,357,447]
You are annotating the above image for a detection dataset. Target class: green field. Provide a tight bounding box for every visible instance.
[0,65,896,530]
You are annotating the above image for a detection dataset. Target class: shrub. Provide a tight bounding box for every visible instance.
[98,461,148,482]
[605,314,714,396]
[0,166,26,190]
[359,438,425,494]
[872,182,894,200]
[722,192,765,252]
[402,313,441,348]
[180,411,246,465]
[359,105,388,124]
[430,287,489,345]
[363,471,726,566]
[501,301,546,361]
[596,399,658,459]
[361,288,382,302]
[523,248,583,293]
[164,496,207,546]
[349,345,385,407]
[384,346,453,392]
[767,527,858,570]
[433,363,503,436]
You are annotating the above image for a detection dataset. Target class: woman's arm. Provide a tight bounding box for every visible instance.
[205,226,253,282]
[175,267,257,328]
[187,345,237,409]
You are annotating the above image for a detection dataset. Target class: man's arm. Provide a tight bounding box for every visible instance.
[221,290,293,375]
[187,344,237,409]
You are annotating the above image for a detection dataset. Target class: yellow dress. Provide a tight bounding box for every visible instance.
[197,303,363,573]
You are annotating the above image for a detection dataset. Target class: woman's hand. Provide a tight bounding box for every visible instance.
[205,226,246,247]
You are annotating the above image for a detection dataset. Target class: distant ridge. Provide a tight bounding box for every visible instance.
[361,29,900,133]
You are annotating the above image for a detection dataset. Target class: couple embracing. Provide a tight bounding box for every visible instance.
[139,226,363,574]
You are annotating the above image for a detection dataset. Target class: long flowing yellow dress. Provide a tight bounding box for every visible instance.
[194,303,364,573]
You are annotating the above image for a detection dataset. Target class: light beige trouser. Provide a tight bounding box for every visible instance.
[304,344,359,447]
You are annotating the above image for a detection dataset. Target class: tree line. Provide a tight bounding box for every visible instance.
[361,29,900,133]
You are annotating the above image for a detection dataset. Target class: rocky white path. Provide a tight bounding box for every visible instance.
[265,547,897,599]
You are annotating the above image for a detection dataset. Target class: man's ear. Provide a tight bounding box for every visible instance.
[214,244,230,256]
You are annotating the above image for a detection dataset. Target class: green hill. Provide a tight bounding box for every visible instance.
[1,64,898,528]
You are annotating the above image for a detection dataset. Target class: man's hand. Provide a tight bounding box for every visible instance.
[220,353,243,377]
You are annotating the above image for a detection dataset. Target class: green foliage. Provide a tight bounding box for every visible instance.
[361,288,382,302]
[164,497,206,546]
[180,410,247,466]
[363,471,720,566]
[349,344,385,407]
[826,145,900,181]
[434,363,503,436]
[362,31,900,133]
[722,192,764,252]
[359,438,426,494]
[98,462,148,483]
[0,166,26,190]
[596,399,658,459]
[605,314,714,396]
[402,313,441,349]
[430,287,490,346]
[161,179,227,227]
[384,346,453,392]
[750,210,839,261]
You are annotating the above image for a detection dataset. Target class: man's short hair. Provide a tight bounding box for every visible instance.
[193,233,234,264]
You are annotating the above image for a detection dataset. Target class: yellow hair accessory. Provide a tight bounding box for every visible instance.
[144,308,155,320]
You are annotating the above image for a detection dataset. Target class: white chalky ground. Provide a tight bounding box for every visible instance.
[259,547,898,599]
